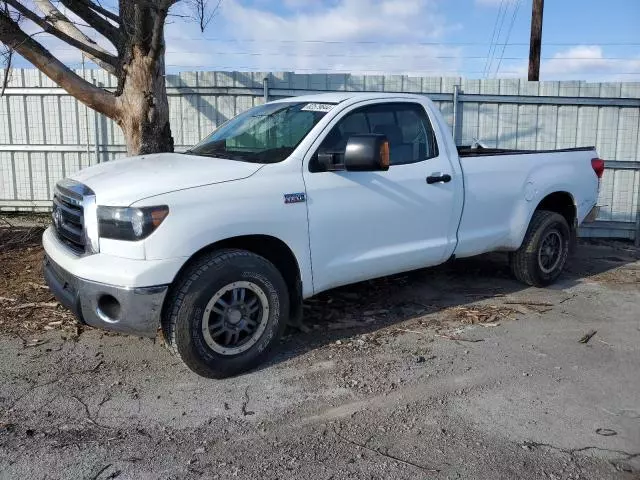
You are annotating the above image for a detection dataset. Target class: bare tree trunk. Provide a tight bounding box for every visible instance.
[114,0,174,155]
[116,48,173,154]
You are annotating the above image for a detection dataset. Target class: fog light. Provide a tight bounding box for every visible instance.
[97,294,121,321]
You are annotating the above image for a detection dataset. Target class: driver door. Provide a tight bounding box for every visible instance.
[303,100,461,293]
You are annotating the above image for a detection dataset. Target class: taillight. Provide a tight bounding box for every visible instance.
[591,158,605,179]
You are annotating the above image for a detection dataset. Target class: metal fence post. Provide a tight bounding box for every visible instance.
[452,84,460,145]
[263,76,269,103]
[82,56,90,158]
[93,80,100,164]
[94,111,100,164]
[635,177,640,247]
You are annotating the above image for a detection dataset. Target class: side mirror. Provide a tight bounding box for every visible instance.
[344,134,390,172]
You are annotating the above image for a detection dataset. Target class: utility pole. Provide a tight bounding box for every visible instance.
[528,0,544,81]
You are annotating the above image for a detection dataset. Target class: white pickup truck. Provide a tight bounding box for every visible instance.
[43,92,603,378]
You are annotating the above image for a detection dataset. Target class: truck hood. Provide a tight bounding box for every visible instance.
[71,152,262,205]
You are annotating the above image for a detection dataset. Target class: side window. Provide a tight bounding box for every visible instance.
[375,104,439,165]
[318,111,369,153]
[312,102,438,171]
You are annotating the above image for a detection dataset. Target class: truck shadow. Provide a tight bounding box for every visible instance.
[260,240,639,370]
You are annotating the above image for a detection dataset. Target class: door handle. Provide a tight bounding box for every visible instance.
[426,174,452,184]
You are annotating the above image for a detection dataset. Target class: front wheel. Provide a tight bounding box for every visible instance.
[162,249,289,378]
[509,210,571,287]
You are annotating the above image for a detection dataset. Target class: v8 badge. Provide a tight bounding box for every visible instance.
[284,193,306,204]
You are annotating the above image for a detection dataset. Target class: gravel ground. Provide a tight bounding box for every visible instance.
[0,230,639,480]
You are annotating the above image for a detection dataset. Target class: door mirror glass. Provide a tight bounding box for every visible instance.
[344,134,390,172]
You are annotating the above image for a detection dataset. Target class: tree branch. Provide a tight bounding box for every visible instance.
[1,48,13,97]
[0,0,15,97]
[82,0,120,24]
[33,0,116,74]
[0,10,117,118]
[193,0,221,33]
[58,0,121,44]
[5,0,117,68]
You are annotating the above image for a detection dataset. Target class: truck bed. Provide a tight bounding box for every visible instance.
[453,145,599,259]
[457,145,596,157]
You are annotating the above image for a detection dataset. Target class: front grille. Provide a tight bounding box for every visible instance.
[52,183,86,254]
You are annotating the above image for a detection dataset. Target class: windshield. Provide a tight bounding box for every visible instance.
[187,102,334,163]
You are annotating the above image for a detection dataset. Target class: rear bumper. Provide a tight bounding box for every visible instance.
[43,255,167,338]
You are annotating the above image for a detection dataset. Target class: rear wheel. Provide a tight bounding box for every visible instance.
[162,249,289,378]
[509,210,570,287]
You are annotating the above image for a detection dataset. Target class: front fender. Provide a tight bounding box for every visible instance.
[134,170,314,297]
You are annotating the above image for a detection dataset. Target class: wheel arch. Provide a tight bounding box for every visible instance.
[164,234,303,325]
[514,189,578,251]
[534,191,577,228]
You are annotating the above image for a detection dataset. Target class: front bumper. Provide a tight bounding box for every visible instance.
[43,255,167,338]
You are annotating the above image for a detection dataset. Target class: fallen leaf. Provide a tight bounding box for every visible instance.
[578,330,597,344]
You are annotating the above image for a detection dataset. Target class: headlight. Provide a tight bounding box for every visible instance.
[97,206,169,241]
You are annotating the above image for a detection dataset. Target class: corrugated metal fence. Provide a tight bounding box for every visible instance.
[1,69,639,242]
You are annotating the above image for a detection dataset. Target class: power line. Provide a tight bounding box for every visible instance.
[44,60,640,76]
[173,54,637,61]
[26,30,640,47]
[485,0,512,77]
[482,0,506,77]
[159,65,640,75]
[494,0,523,78]
[40,46,640,61]
[163,37,640,47]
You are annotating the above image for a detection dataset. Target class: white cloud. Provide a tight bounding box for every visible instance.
[381,0,423,17]
[10,0,640,83]
[544,45,640,78]
[281,0,326,8]
[164,0,464,76]
[11,0,467,78]
[219,0,450,43]
[497,45,640,81]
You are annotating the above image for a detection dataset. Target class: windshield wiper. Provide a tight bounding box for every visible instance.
[242,147,294,163]
[186,146,294,163]
[192,151,275,163]
[186,151,241,160]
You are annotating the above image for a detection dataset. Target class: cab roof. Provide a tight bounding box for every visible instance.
[269,92,424,105]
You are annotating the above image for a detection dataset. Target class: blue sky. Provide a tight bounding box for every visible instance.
[11,0,640,80]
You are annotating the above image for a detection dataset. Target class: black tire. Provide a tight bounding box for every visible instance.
[509,210,571,287]
[162,249,289,378]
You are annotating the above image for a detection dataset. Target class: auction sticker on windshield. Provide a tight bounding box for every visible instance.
[301,103,335,112]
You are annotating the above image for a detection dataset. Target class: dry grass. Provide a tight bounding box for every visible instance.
[447,305,518,325]
[0,227,77,337]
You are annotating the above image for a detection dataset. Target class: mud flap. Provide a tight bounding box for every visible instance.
[569,218,578,255]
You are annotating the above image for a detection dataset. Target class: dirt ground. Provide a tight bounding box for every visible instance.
[0,226,639,480]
